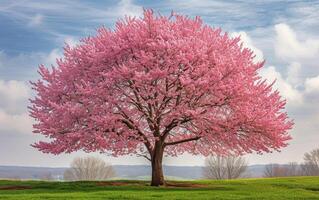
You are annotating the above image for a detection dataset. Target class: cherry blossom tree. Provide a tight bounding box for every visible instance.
[29,10,293,186]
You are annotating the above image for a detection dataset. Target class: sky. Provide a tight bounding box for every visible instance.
[0,0,319,167]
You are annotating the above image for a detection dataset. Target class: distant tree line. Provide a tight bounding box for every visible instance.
[263,148,319,177]
[203,148,319,180]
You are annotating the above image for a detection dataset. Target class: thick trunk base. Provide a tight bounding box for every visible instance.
[150,141,165,186]
[151,165,164,186]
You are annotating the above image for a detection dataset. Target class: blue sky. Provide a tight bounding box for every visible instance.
[0,0,319,167]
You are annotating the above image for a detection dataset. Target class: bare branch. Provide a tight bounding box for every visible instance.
[136,153,151,162]
[164,136,201,146]
[203,155,247,180]
[64,157,115,181]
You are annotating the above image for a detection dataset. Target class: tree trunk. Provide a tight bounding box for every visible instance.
[151,141,164,186]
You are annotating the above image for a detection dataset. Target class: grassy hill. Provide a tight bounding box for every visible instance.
[0,177,319,199]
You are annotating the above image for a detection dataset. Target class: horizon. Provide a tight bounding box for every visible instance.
[0,0,319,167]
[0,163,285,168]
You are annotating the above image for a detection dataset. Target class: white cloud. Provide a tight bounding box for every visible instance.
[271,23,319,106]
[116,0,143,18]
[0,48,62,80]
[0,48,63,136]
[0,80,33,135]
[235,27,305,106]
[305,75,319,93]
[0,49,62,135]
[28,13,43,27]
[44,48,62,66]
[64,36,78,48]
[259,66,303,105]
[0,109,33,135]
[0,80,30,114]
[0,47,64,138]
[0,80,29,100]
[286,62,302,86]
[275,23,319,60]
[231,31,264,63]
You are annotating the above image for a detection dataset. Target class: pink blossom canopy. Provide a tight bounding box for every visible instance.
[29,10,293,158]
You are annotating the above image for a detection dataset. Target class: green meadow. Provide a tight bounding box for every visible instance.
[0,177,319,199]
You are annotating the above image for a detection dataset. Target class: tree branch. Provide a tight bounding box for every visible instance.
[161,117,192,139]
[120,119,153,153]
[136,153,151,162]
[164,136,201,146]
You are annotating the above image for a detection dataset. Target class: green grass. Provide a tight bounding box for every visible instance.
[0,177,319,199]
